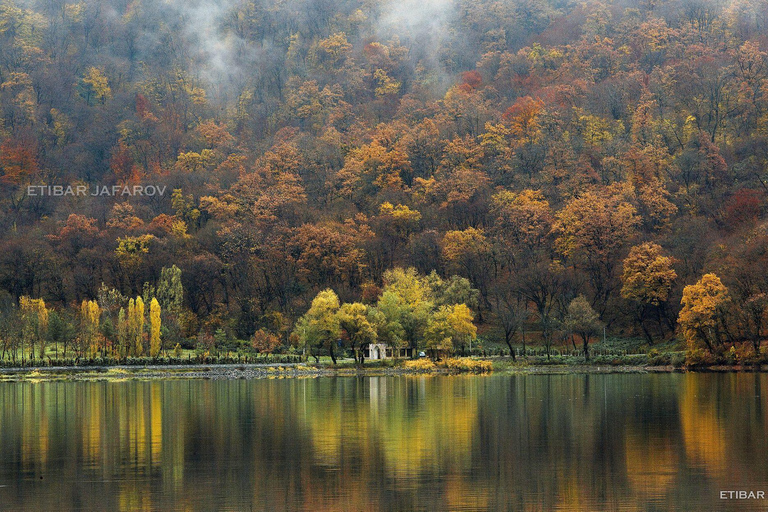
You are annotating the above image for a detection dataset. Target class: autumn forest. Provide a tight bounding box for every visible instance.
[1,0,768,364]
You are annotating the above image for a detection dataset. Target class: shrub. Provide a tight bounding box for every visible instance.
[685,348,717,367]
[442,357,493,373]
[670,352,686,368]
[252,329,281,354]
[731,343,765,365]
[647,349,671,366]
[403,359,437,372]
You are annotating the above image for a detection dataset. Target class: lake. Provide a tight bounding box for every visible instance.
[0,373,767,511]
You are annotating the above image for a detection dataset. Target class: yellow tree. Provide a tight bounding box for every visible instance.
[621,242,678,343]
[311,32,352,69]
[127,297,145,356]
[80,67,111,105]
[423,304,477,357]
[134,297,145,356]
[126,299,135,355]
[423,306,455,357]
[79,300,101,357]
[115,236,155,291]
[19,297,48,361]
[335,141,411,202]
[679,274,730,354]
[149,298,161,357]
[554,186,639,317]
[447,303,478,354]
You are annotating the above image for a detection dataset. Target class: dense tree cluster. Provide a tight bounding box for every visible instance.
[2,0,768,360]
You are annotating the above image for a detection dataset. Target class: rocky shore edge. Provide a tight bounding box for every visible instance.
[0,362,680,381]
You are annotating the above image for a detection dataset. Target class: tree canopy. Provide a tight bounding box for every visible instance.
[2,0,768,362]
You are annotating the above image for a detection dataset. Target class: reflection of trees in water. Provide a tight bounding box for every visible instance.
[289,376,482,510]
[0,375,767,510]
[679,374,768,483]
[470,374,768,510]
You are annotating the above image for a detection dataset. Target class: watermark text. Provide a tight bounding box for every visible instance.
[720,491,765,500]
[27,185,167,197]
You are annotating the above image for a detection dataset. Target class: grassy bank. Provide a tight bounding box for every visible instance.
[0,353,302,368]
[5,335,768,381]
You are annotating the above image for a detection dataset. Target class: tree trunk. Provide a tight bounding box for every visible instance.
[582,334,590,361]
[504,329,516,361]
[654,307,666,338]
[640,322,654,345]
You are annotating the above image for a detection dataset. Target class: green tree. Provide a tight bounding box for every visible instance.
[157,265,184,344]
[116,307,128,358]
[423,306,455,357]
[425,272,479,309]
[157,265,183,314]
[48,310,75,359]
[367,297,405,349]
[377,270,433,356]
[337,302,377,365]
[293,289,341,363]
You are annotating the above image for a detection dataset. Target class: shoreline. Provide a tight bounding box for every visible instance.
[1,362,766,382]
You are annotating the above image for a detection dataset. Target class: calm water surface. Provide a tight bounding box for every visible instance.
[0,373,767,511]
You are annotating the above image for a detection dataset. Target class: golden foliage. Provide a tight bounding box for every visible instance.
[442,358,492,373]
[149,298,161,357]
[678,273,730,351]
[621,242,677,305]
[402,359,437,372]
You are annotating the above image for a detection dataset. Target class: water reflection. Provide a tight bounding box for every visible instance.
[0,374,767,510]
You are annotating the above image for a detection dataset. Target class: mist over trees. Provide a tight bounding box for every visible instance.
[1,0,768,360]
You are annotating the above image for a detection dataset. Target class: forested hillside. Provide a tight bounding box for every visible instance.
[1,0,767,360]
